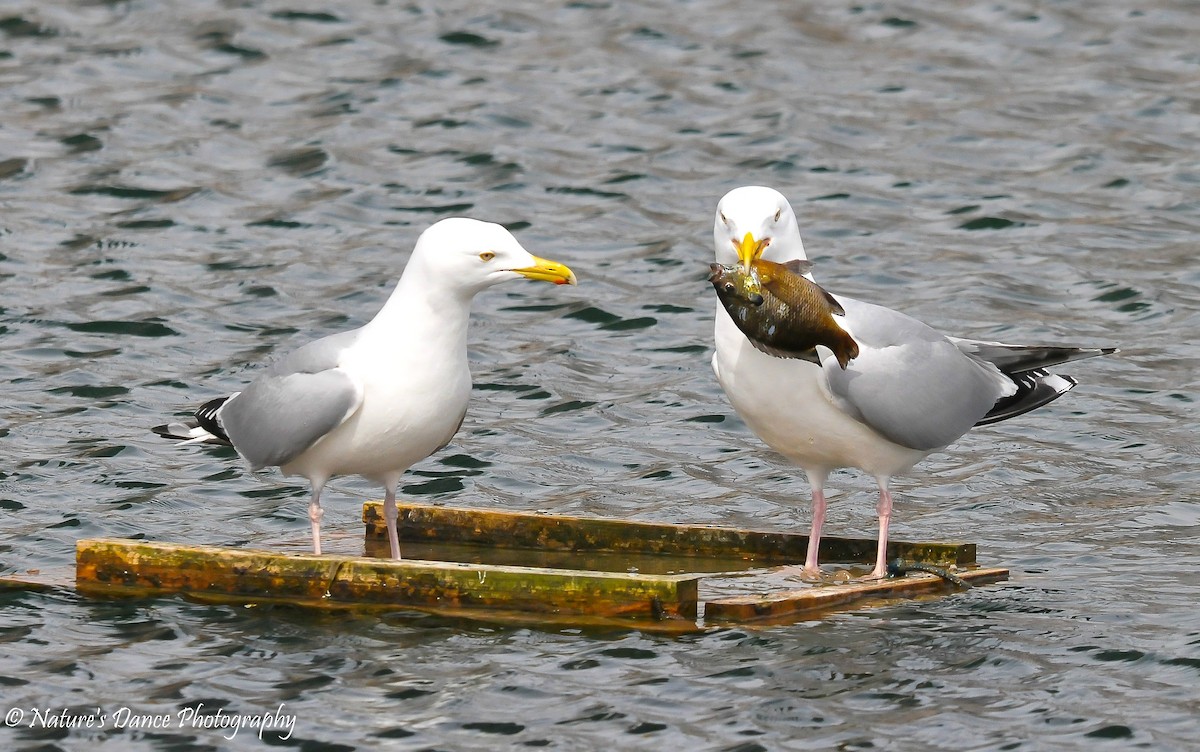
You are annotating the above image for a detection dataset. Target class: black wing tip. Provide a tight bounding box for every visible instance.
[977,370,1077,426]
[965,341,1119,375]
[150,422,180,439]
[195,395,233,444]
[151,395,235,445]
[1074,346,1119,359]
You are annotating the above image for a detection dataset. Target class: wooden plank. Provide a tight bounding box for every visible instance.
[74,539,699,623]
[363,501,977,567]
[0,568,73,594]
[704,566,1010,624]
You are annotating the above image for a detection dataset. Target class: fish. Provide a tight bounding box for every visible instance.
[708,258,860,368]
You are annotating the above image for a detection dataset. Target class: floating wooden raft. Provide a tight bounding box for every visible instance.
[75,539,698,625]
[61,501,1007,630]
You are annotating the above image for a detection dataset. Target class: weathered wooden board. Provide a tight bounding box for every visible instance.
[704,566,1009,625]
[0,567,71,593]
[75,539,699,623]
[363,501,977,568]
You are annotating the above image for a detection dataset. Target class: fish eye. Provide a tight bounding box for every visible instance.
[479,251,495,262]
[723,282,735,293]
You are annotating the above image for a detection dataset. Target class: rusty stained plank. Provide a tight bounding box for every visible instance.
[363,501,977,568]
[704,566,1010,625]
[75,538,699,623]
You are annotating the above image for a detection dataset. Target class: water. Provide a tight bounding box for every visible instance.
[2,0,1197,749]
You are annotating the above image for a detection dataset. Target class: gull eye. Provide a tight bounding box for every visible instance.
[773,208,782,222]
[479,251,496,262]
[719,211,729,226]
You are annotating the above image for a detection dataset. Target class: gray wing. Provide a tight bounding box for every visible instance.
[822,298,1013,451]
[220,329,365,470]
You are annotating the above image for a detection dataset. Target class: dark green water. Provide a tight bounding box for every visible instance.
[2,1,1197,749]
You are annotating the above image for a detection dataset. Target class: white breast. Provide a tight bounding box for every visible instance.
[712,307,927,481]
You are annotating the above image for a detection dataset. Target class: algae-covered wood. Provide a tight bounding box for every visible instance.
[75,539,699,622]
[62,505,1008,629]
[363,501,977,567]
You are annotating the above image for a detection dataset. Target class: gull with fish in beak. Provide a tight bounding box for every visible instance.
[709,185,1115,580]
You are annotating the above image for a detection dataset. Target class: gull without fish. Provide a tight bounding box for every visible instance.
[153,217,577,560]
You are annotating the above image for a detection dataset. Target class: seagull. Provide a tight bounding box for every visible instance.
[710,185,1114,580]
[154,217,577,559]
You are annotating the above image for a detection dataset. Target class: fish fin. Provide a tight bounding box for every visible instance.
[748,338,823,364]
[780,259,814,276]
[820,287,846,316]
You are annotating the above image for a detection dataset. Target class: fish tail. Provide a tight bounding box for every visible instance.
[834,332,861,369]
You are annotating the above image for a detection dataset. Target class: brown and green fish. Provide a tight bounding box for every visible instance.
[708,258,860,368]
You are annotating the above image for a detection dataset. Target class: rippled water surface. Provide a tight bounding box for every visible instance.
[2,0,1198,749]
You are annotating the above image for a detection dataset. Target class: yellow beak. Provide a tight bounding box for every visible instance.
[513,255,578,286]
[736,232,769,272]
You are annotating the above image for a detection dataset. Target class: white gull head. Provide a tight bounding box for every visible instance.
[406,217,577,299]
[713,185,808,269]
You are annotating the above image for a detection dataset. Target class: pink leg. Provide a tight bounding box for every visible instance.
[384,486,402,560]
[867,482,894,579]
[802,487,827,578]
[308,479,326,556]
